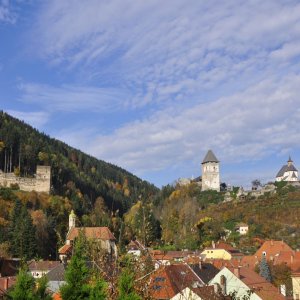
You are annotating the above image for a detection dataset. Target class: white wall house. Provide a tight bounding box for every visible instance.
[276,156,298,182]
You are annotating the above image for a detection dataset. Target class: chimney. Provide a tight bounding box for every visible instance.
[4,277,9,290]
[213,283,219,294]
[291,255,294,264]
[233,267,240,279]
[212,241,215,249]
[199,261,202,269]
[271,240,274,246]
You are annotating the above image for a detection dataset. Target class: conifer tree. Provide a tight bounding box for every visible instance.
[259,256,272,282]
[60,232,90,300]
[9,200,37,259]
[117,262,141,300]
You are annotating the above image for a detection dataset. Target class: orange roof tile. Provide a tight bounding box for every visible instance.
[67,227,116,241]
[228,267,285,300]
[53,292,62,300]
[58,244,72,255]
[255,240,293,261]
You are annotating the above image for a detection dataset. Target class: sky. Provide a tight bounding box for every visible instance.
[1,0,300,188]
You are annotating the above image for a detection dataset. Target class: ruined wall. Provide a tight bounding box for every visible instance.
[0,165,51,194]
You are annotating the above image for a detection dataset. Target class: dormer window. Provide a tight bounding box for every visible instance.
[262,251,266,256]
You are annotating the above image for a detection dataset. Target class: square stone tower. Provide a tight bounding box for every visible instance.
[201,150,220,192]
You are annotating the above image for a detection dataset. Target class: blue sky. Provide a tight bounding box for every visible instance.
[1,0,300,188]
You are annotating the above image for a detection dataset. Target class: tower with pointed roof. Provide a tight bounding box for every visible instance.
[69,210,76,230]
[201,150,220,191]
[276,156,298,182]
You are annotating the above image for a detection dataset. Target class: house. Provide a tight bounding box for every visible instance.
[209,266,285,300]
[149,250,197,269]
[46,263,66,294]
[201,241,243,261]
[149,264,205,299]
[27,260,61,278]
[201,150,220,192]
[0,258,20,277]
[291,271,300,300]
[171,286,224,300]
[0,277,16,299]
[59,210,117,261]
[254,240,293,261]
[127,240,146,257]
[276,156,298,182]
[235,223,249,235]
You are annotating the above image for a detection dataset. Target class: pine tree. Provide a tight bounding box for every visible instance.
[9,267,52,300]
[89,278,108,300]
[60,232,91,300]
[9,200,37,259]
[117,266,141,300]
[259,256,272,282]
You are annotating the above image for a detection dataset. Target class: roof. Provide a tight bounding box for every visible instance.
[276,163,298,177]
[176,286,225,300]
[149,250,195,261]
[255,240,293,261]
[189,263,220,284]
[0,277,16,296]
[202,150,219,164]
[127,240,146,251]
[58,244,73,255]
[0,259,20,277]
[28,260,60,271]
[67,227,116,241]
[228,267,285,300]
[46,263,66,282]
[150,264,204,299]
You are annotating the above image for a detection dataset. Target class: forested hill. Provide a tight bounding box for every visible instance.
[0,111,158,215]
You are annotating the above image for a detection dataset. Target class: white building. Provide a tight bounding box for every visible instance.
[276,156,298,182]
[201,150,220,192]
[235,223,249,235]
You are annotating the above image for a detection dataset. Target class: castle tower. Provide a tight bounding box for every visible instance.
[69,210,76,230]
[201,150,220,192]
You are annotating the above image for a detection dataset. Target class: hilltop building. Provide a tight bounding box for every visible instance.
[276,156,298,182]
[201,150,220,192]
[0,165,51,194]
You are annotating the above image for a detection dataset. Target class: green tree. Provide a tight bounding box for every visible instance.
[9,200,37,259]
[117,265,141,300]
[60,232,91,300]
[8,267,52,300]
[89,278,108,300]
[259,256,272,282]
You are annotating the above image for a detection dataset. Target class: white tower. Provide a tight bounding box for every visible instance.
[69,210,76,230]
[201,150,220,192]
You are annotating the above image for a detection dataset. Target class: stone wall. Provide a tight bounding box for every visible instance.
[0,165,51,194]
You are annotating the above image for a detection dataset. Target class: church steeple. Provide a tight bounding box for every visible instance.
[69,210,76,230]
[287,156,293,167]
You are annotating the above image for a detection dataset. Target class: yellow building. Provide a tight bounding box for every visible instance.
[201,248,232,260]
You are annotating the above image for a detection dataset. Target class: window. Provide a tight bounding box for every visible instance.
[153,285,162,290]
[262,251,266,256]
[154,277,165,282]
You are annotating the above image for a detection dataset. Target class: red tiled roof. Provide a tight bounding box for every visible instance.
[149,250,195,261]
[53,292,62,300]
[67,227,116,241]
[0,277,16,296]
[28,260,61,271]
[208,258,241,269]
[273,250,300,271]
[58,244,73,255]
[149,264,204,299]
[255,240,293,261]
[228,267,285,300]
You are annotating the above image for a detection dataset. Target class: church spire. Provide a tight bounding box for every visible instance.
[69,210,76,230]
[288,156,293,166]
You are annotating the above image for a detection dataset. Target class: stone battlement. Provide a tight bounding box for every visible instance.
[0,165,51,193]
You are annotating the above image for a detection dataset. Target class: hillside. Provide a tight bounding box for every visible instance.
[150,182,300,252]
[0,111,158,216]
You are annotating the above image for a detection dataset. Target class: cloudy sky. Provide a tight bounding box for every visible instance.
[1,0,300,188]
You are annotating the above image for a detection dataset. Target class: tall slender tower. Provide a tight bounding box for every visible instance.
[69,210,76,230]
[201,150,220,192]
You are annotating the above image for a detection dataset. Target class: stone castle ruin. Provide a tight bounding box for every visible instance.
[0,165,51,194]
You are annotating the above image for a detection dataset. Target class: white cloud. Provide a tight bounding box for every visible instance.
[55,74,300,178]
[18,83,131,113]
[32,0,300,110]
[0,0,16,23]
